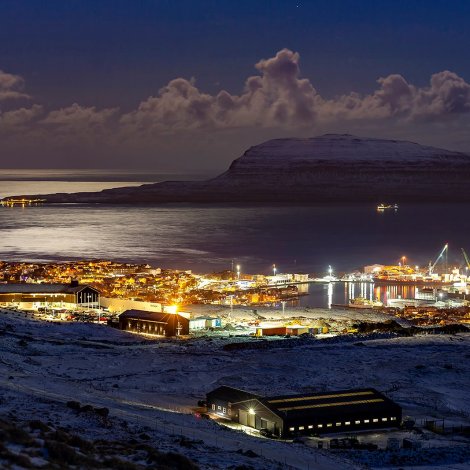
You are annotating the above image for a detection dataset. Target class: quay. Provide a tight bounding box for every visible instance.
[1,198,46,207]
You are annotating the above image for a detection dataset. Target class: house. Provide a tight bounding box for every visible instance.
[206,386,402,438]
[118,309,190,336]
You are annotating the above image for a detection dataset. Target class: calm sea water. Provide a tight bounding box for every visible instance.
[0,170,469,307]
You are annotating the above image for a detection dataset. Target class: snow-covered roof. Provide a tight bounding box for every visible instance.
[0,283,99,295]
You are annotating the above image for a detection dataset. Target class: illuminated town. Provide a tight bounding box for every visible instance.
[1,246,469,333]
[2,2,470,468]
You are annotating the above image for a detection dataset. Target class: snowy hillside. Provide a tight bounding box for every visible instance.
[1,308,470,468]
[222,134,469,170]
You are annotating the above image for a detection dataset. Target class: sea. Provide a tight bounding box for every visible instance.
[1,169,469,308]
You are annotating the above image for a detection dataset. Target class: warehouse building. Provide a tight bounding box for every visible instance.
[118,309,190,336]
[189,316,222,330]
[206,386,401,438]
[255,325,329,336]
[0,282,100,310]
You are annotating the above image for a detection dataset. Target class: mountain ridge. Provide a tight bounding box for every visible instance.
[4,134,470,204]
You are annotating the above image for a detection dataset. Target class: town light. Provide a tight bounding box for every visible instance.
[236,264,241,280]
[167,305,178,314]
[248,408,255,415]
[273,264,277,276]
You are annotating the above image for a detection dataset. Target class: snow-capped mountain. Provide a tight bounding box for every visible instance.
[5,134,470,203]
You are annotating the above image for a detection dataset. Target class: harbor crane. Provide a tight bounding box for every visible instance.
[428,243,448,276]
[462,248,470,271]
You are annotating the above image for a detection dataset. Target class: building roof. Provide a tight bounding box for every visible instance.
[261,388,399,420]
[119,309,188,323]
[206,386,261,404]
[0,283,99,295]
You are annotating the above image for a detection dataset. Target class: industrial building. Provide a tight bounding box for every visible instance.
[0,282,100,310]
[255,325,328,336]
[189,316,222,330]
[206,386,402,438]
[118,309,190,336]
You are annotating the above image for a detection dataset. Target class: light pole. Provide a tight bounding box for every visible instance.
[236,264,241,280]
[328,265,333,279]
[273,264,277,277]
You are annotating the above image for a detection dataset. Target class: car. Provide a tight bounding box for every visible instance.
[259,428,273,438]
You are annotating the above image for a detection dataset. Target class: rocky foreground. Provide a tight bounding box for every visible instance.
[5,134,470,203]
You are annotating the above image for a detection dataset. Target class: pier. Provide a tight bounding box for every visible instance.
[0,198,46,207]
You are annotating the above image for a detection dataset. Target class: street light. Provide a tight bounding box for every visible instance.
[236,264,241,280]
[273,264,277,276]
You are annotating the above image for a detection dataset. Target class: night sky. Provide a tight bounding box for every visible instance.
[1,0,470,170]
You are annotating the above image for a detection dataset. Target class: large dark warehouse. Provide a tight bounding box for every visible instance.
[206,386,402,438]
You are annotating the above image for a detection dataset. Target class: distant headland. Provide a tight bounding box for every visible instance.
[3,134,470,204]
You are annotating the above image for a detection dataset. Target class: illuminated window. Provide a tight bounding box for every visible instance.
[336,422,341,426]
[212,404,215,410]
[390,417,396,421]
[355,420,361,424]
[299,426,304,430]
[223,407,226,414]
[308,425,313,429]
[382,418,387,422]
[289,427,295,431]
[317,424,323,428]
[327,423,333,428]
[217,405,221,411]
[345,421,351,425]
[373,418,378,423]
[364,419,370,423]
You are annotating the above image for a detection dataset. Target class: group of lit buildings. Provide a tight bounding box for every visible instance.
[0,260,311,309]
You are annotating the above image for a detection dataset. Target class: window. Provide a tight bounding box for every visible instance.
[308,425,313,429]
[223,407,226,414]
[382,418,387,422]
[345,421,351,425]
[355,420,361,424]
[327,423,333,428]
[212,404,215,411]
[299,426,304,430]
[317,424,323,428]
[336,422,341,426]
[217,405,221,411]
[289,427,295,431]
[390,417,396,421]
[364,419,370,423]
[373,418,378,423]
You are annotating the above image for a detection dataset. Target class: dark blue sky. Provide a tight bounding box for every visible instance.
[1,0,470,169]
[2,0,469,108]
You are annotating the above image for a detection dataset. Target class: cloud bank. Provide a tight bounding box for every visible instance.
[1,49,470,167]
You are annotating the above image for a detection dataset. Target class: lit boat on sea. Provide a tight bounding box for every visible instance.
[377,203,399,211]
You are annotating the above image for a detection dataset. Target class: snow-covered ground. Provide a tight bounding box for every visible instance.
[1,307,469,469]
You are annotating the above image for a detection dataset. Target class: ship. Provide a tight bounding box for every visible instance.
[377,203,399,211]
[348,297,383,309]
[331,297,383,310]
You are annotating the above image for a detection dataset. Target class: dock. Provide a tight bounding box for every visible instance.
[1,198,46,207]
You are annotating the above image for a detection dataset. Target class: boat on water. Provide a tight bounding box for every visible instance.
[332,297,383,309]
[377,203,399,211]
[348,297,383,309]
